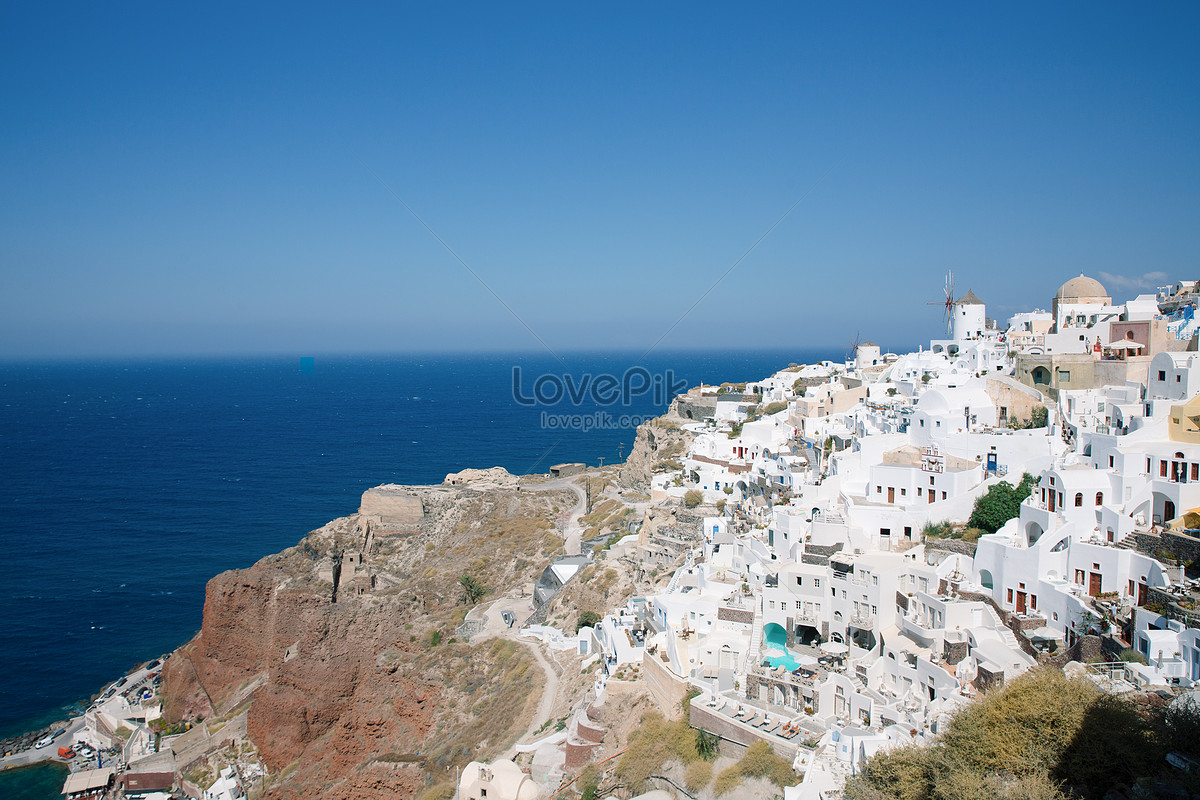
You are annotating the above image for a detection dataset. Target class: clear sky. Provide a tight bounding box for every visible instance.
[1,2,1197,359]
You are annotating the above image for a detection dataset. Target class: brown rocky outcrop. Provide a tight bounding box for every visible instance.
[163,484,572,800]
[617,398,695,490]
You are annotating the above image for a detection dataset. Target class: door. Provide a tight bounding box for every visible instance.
[928,491,935,504]
[1138,582,1147,606]
[1089,572,1102,597]
[1049,491,1056,512]
[888,487,895,503]
[1016,592,1027,613]
[1165,500,1177,522]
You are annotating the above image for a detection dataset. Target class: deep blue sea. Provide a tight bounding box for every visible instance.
[0,348,841,795]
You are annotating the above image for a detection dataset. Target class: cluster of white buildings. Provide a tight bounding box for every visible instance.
[580,275,1200,798]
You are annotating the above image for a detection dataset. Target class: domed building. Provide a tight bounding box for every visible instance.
[1051,274,1112,332]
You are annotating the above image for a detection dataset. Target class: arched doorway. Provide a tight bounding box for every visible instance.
[979,569,994,590]
[1032,366,1051,386]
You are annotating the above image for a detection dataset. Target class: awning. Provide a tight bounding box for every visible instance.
[63,767,115,795]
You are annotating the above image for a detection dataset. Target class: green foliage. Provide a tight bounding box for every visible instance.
[853,667,1166,800]
[614,713,701,791]
[1009,405,1050,430]
[577,764,599,800]
[576,610,601,632]
[967,473,1036,534]
[921,521,954,539]
[763,401,788,415]
[716,499,726,514]
[681,687,701,716]
[695,729,719,761]
[684,489,703,508]
[727,422,743,438]
[792,379,806,396]
[427,629,443,648]
[458,574,486,605]
[738,740,799,786]
[1118,647,1147,665]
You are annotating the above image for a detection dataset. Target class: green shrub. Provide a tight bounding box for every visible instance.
[967,473,1036,533]
[684,490,703,508]
[1118,647,1147,665]
[576,610,601,632]
[763,401,788,415]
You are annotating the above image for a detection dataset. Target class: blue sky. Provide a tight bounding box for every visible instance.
[1,2,1197,358]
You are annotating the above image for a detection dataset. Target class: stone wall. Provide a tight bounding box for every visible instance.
[687,704,796,760]
[641,650,688,719]
[925,539,979,559]
[358,485,423,526]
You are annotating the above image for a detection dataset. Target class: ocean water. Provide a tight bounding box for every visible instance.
[0,348,841,796]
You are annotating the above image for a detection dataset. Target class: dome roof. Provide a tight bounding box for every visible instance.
[1056,274,1108,300]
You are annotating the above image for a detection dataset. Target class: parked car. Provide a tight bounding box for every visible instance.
[34,736,53,749]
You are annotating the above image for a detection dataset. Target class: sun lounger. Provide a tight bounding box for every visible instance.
[765,720,782,734]
[744,712,762,726]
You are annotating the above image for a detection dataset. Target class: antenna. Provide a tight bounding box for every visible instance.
[926,270,955,335]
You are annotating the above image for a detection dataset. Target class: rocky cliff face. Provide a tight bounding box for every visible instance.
[164,483,571,800]
[618,399,696,490]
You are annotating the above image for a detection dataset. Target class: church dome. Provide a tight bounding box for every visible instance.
[1056,274,1107,301]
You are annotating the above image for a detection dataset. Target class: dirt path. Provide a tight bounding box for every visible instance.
[524,475,587,553]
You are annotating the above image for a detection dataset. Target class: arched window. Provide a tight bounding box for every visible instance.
[1074,493,1083,507]
[1095,492,1104,506]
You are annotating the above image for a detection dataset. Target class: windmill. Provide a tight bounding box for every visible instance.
[846,331,863,364]
[927,270,955,335]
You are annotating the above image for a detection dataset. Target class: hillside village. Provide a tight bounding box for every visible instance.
[28,274,1200,800]
[465,274,1200,800]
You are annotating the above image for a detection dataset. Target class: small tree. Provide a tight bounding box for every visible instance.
[459,574,485,605]
[967,473,1037,533]
[684,489,703,508]
[577,610,601,632]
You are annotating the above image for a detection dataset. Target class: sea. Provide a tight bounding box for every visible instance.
[0,348,848,797]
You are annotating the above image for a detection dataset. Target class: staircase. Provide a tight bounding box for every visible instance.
[741,595,764,673]
[983,604,1021,649]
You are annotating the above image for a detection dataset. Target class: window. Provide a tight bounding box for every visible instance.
[1109,456,1114,468]
[1008,588,1013,603]
[1159,370,1166,381]
[769,601,776,610]
[1096,492,1103,505]
[1074,493,1083,507]
[1178,375,1182,383]
[929,476,935,485]
[876,486,881,493]
[1161,461,1169,477]
[796,576,803,586]
[1059,370,1071,381]
[901,488,907,496]
[1058,492,1063,507]
[813,578,820,588]
[1147,457,1152,474]
[942,491,947,500]
[1193,463,1199,481]
[796,601,802,610]
[1030,595,1037,610]
[1075,569,1085,585]
[1128,579,1135,596]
